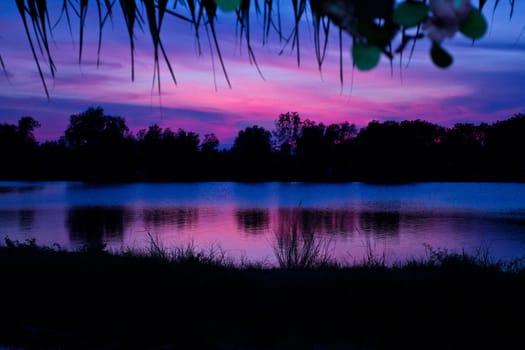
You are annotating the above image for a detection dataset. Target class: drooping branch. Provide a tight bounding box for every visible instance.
[4,1,509,97]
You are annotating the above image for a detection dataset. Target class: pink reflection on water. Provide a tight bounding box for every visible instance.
[1,182,525,266]
[94,206,525,266]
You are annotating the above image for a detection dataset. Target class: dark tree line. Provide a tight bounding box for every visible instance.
[1,107,524,182]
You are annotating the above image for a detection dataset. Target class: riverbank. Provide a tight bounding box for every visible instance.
[1,238,524,350]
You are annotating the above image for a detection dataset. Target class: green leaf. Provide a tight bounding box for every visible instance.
[393,2,429,27]
[215,0,241,12]
[352,43,381,71]
[430,42,453,68]
[460,8,487,40]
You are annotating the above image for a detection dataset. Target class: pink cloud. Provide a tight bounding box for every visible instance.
[1,1,525,145]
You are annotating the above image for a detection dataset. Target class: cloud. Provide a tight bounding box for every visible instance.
[1,0,525,147]
[0,95,244,144]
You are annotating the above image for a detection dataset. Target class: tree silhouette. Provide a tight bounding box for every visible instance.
[137,124,177,179]
[0,116,41,179]
[232,125,272,179]
[295,119,327,178]
[485,114,525,179]
[65,107,129,150]
[173,129,200,156]
[0,116,41,147]
[440,122,487,178]
[322,121,358,179]
[273,112,303,155]
[135,124,201,180]
[63,107,131,180]
[0,123,18,146]
[233,125,272,156]
[355,120,416,181]
[2,108,525,182]
[324,122,357,145]
[200,133,220,153]
[17,116,41,144]
[137,124,166,147]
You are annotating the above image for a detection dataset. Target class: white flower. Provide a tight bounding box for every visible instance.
[425,0,472,42]
[430,0,471,23]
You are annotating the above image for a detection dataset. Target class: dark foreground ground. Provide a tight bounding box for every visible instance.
[1,239,525,350]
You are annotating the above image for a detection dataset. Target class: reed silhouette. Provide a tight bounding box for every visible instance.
[1,237,524,350]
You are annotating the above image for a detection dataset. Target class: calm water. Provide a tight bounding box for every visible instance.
[1,181,524,264]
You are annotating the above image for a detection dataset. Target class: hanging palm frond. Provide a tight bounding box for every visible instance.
[6,0,506,97]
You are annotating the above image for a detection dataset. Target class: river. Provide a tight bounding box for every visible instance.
[1,181,524,264]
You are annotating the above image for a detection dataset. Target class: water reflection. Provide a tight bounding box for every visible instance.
[0,209,36,233]
[235,208,270,234]
[273,208,336,268]
[0,209,35,235]
[0,210,18,228]
[358,211,400,236]
[66,207,129,245]
[314,209,357,235]
[1,182,525,263]
[18,209,35,232]
[0,185,42,194]
[142,207,199,232]
[275,208,358,237]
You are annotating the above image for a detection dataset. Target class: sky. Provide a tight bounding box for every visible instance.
[1,0,525,147]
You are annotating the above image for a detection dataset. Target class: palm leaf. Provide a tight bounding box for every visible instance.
[15,0,50,99]
[6,0,511,98]
[143,0,176,93]
[202,0,231,88]
[310,0,330,71]
[79,0,88,64]
[0,53,9,82]
[236,0,265,79]
[119,0,138,81]
[96,0,116,67]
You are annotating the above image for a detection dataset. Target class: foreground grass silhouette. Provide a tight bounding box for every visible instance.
[1,238,524,350]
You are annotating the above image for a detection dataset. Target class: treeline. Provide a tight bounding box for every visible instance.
[1,108,524,182]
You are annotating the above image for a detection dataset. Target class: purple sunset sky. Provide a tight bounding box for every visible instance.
[1,0,525,147]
